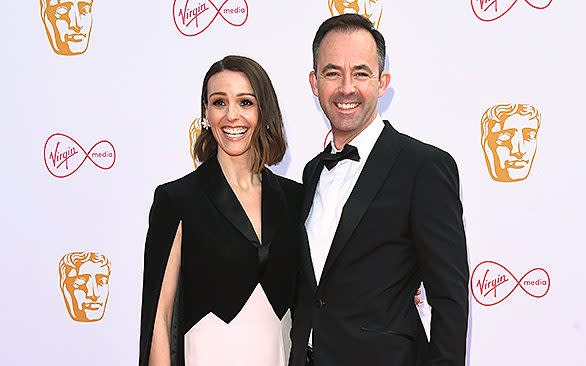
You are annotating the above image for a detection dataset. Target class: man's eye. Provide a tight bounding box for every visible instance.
[324,71,340,78]
[354,72,370,79]
[97,275,109,285]
[524,130,537,141]
[496,132,511,143]
[80,4,92,14]
[55,5,70,16]
[73,276,88,288]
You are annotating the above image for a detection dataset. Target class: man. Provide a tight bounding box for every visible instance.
[290,14,469,366]
[59,251,110,322]
[481,103,541,182]
[40,0,94,55]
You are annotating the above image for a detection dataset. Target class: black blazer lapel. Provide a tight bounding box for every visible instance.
[319,121,402,284]
[301,158,324,290]
[199,156,260,247]
[261,168,286,247]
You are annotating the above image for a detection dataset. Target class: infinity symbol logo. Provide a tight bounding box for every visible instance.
[43,133,116,178]
[173,0,248,37]
[470,261,550,306]
[471,0,553,22]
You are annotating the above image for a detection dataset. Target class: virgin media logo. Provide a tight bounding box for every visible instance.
[471,0,553,22]
[471,261,550,306]
[43,133,116,178]
[173,0,248,37]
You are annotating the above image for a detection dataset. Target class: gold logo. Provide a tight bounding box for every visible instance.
[481,104,542,182]
[328,0,383,29]
[40,0,94,55]
[189,119,202,168]
[59,251,110,322]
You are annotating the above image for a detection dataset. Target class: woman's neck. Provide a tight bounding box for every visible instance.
[216,151,261,189]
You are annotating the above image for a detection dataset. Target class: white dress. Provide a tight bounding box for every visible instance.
[184,284,289,365]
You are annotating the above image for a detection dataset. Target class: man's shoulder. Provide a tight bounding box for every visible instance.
[395,129,456,166]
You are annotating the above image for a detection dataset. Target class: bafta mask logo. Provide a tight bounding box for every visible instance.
[471,0,553,22]
[481,104,542,182]
[328,0,383,28]
[40,0,94,55]
[189,119,203,168]
[59,251,110,322]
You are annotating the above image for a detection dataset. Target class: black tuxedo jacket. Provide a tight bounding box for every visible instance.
[290,121,469,366]
[138,156,302,366]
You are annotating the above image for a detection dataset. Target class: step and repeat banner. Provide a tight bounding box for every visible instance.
[1,1,584,365]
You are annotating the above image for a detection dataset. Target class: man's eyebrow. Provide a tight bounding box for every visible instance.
[320,64,374,74]
[320,63,341,73]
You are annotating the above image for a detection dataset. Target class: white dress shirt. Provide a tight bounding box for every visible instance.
[305,115,385,284]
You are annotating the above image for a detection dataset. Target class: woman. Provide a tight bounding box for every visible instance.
[139,55,302,366]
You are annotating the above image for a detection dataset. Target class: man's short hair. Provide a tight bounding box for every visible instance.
[312,14,386,75]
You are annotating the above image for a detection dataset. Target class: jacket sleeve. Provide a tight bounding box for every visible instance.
[411,150,469,366]
[138,185,181,366]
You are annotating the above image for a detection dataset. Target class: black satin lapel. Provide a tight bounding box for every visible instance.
[320,122,401,283]
[199,156,260,246]
[301,159,324,290]
[261,168,286,247]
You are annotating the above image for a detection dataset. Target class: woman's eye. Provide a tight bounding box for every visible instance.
[241,99,254,107]
[211,99,225,107]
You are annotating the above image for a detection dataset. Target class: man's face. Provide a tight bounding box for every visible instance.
[43,0,93,55]
[329,0,384,28]
[486,114,539,181]
[63,261,109,322]
[310,29,390,148]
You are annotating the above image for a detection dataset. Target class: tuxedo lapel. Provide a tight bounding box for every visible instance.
[261,168,286,247]
[319,121,402,284]
[199,156,260,247]
[301,158,324,289]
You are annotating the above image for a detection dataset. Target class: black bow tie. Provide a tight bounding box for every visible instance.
[320,143,360,170]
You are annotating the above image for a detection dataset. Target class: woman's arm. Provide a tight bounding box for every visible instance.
[148,222,182,366]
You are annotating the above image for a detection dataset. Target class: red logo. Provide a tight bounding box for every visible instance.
[471,0,553,22]
[43,133,116,178]
[470,260,550,306]
[173,0,248,37]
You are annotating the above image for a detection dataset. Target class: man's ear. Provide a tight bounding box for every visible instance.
[309,70,319,97]
[378,71,391,97]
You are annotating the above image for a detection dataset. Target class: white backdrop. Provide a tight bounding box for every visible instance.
[1,1,585,365]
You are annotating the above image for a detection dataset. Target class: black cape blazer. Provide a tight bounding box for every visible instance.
[138,156,302,366]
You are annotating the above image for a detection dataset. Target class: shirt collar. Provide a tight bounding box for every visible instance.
[330,115,384,161]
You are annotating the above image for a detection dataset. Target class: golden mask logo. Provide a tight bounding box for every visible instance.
[471,0,553,22]
[481,104,541,182]
[59,251,110,322]
[40,0,94,55]
[189,119,202,168]
[328,0,383,29]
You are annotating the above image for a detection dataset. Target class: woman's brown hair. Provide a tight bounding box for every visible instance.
[193,55,287,173]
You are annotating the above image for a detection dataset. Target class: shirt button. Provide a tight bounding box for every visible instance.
[315,298,326,308]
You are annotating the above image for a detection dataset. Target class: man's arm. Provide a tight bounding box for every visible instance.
[411,149,469,366]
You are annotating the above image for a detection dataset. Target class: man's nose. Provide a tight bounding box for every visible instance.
[68,6,82,32]
[339,74,356,95]
[86,278,99,302]
[510,133,526,159]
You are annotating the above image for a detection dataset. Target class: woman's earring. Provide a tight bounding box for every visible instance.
[196,117,210,130]
[266,125,270,130]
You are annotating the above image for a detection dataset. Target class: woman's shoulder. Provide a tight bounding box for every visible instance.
[155,170,199,200]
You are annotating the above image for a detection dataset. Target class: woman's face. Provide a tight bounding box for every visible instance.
[205,70,259,161]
